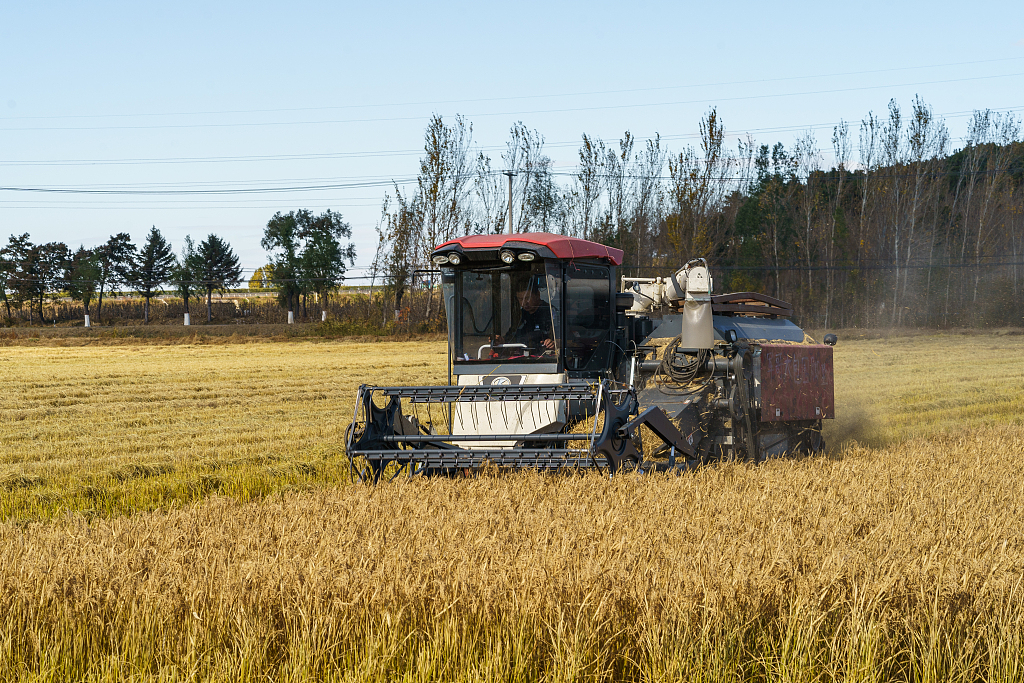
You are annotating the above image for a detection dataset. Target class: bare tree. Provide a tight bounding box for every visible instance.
[956,111,990,311]
[523,155,562,232]
[794,130,821,313]
[736,134,758,196]
[922,119,949,318]
[881,100,907,322]
[374,185,419,324]
[564,134,605,239]
[473,152,506,234]
[417,114,473,318]
[757,143,797,298]
[858,111,881,321]
[632,134,665,266]
[502,122,546,232]
[1009,182,1024,297]
[825,120,852,328]
[667,108,729,259]
[901,97,944,305]
[971,111,1021,303]
[603,132,636,248]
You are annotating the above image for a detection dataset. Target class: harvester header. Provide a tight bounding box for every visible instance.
[346,233,836,481]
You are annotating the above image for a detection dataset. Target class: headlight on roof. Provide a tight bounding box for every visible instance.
[432,254,449,265]
[517,252,536,262]
[500,250,516,264]
[447,253,462,266]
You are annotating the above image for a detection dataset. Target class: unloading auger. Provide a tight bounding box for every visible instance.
[345,233,837,482]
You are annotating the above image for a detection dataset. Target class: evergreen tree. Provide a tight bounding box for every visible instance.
[0,240,16,323]
[34,242,70,323]
[95,233,136,323]
[170,235,201,322]
[2,234,35,322]
[130,226,176,323]
[66,246,101,322]
[195,234,243,323]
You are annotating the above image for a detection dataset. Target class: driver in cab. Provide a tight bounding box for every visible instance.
[510,279,554,352]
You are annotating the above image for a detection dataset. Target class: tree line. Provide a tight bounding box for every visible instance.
[0,210,357,327]
[374,99,1024,328]
[0,229,243,325]
[7,100,1023,330]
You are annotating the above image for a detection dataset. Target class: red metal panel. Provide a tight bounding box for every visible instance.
[435,233,624,265]
[759,344,834,422]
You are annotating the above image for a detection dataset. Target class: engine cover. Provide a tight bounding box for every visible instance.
[758,344,834,422]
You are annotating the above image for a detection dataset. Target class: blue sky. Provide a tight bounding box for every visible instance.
[1,1,1022,274]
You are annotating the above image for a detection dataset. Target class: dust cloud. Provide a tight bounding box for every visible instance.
[823,404,889,450]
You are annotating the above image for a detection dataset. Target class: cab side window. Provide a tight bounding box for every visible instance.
[564,265,610,370]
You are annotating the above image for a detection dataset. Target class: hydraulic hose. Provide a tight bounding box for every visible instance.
[659,335,711,385]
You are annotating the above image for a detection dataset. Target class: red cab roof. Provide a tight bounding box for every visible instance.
[435,232,623,266]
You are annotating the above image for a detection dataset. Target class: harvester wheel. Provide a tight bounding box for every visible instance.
[344,422,378,484]
[799,420,825,454]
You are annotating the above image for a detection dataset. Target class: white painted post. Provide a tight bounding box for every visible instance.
[184,313,191,326]
[84,314,91,328]
[287,311,294,324]
[321,310,327,322]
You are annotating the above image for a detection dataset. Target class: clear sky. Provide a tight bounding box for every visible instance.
[1,1,1022,276]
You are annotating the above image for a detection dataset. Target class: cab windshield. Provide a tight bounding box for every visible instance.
[443,262,562,365]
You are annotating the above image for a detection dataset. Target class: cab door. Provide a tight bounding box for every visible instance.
[563,263,612,377]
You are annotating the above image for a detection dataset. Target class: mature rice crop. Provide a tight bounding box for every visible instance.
[2,332,1024,681]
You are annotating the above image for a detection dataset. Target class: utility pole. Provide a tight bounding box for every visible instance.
[502,170,516,234]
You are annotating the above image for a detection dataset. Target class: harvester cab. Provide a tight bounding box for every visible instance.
[345,233,835,481]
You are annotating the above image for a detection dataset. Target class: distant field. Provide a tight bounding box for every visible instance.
[0,339,446,520]
[3,333,1024,681]
[0,321,438,345]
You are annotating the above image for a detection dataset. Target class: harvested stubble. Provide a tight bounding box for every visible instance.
[3,333,1024,681]
[0,340,446,520]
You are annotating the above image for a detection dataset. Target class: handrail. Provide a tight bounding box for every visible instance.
[477,343,527,359]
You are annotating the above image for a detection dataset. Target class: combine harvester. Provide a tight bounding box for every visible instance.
[346,233,836,481]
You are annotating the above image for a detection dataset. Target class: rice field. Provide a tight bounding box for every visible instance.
[2,332,1024,681]
[0,338,446,520]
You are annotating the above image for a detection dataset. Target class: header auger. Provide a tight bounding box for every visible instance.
[345,233,836,481]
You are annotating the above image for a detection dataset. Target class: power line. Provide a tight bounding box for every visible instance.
[2,163,1020,197]
[3,105,1022,170]
[0,148,430,167]
[625,259,1024,272]
[0,174,416,191]
[4,72,1023,133]
[5,56,1021,124]
[7,259,1024,291]
[0,202,384,210]
[0,178,414,195]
